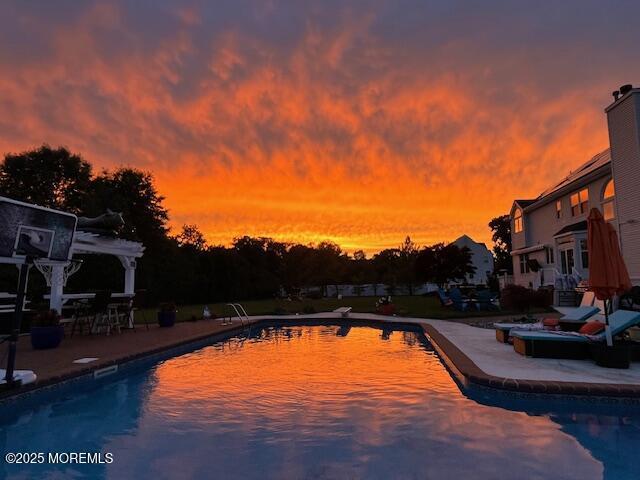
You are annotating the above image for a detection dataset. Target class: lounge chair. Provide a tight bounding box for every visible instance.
[436,288,453,307]
[474,290,500,311]
[448,287,468,311]
[494,306,600,343]
[511,310,640,359]
[552,291,595,318]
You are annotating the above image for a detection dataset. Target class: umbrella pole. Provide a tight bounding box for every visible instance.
[604,298,613,347]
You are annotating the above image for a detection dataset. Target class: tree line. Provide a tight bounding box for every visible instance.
[0,146,509,305]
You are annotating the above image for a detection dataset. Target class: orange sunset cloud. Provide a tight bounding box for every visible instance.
[1,1,637,254]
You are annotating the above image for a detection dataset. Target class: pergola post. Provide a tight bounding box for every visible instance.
[118,256,137,295]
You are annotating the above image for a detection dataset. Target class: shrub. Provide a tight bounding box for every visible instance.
[159,302,177,312]
[500,285,534,311]
[500,285,552,311]
[306,290,323,300]
[30,309,61,328]
[302,305,316,314]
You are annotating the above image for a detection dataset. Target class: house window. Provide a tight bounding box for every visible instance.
[580,239,589,269]
[555,200,562,219]
[519,253,530,274]
[514,208,523,233]
[545,246,555,264]
[602,179,615,221]
[570,188,589,216]
[560,248,574,275]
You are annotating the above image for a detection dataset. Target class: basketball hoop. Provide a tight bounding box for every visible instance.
[33,258,83,287]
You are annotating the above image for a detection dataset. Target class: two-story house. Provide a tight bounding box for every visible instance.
[510,84,640,290]
[451,234,494,285]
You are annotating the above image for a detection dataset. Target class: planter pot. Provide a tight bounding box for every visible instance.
[590,343,631,369]
[30,325,64,350]
[378,304,396,316]
[157,311,176,327]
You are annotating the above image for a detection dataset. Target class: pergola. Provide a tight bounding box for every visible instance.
[1,231,145,312]
[37,230,145,312]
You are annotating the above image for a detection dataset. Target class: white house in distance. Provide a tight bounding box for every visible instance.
[451,234,494,285]
[510,84,640,290]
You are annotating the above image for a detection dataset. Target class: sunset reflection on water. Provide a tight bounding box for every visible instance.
[133,324,603,479]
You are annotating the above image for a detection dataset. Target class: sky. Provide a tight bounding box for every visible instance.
[1,1,639,255]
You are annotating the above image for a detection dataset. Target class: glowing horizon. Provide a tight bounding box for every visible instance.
[1,1,638,255]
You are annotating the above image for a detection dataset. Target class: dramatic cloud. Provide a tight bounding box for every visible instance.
[1,1,639,253]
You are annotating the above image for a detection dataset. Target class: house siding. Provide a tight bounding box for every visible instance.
[511,174,612,287]
[607,92,640,283]
[451,235,494,285]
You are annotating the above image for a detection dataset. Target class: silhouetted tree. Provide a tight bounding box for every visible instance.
[372,248,400,295]
[176,224,208,251]
[398,236,419,295]
[0,145,92,213]
[415,243,475,287]
[489,214,512,273]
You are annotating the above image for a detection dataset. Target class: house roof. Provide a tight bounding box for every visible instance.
[554,220,588,237]
[537,149,611,200]
[514,199,536,208]
[451,234,489,249]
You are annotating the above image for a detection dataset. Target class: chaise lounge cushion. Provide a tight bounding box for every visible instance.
[512,309,640,344]
[578,320,605,335]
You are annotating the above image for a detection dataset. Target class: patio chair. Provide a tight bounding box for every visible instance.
[436,289,454,307]
[118,290,150,331]
[448,287,468,311]
[69,300,92,337]
[89,291,117,335]
[511,309,640,359]
[474,290,500,311]
[494,306,600,343]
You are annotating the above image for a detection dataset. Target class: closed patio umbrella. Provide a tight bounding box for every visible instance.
[587,208,632,346]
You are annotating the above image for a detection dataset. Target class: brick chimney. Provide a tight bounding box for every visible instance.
[605,84,640,283]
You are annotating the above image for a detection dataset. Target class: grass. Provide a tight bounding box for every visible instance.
[136,295,549,324]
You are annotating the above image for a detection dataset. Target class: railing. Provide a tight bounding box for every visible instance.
[225,303,249,326]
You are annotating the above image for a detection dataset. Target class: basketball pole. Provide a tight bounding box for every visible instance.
[4,255,33,387]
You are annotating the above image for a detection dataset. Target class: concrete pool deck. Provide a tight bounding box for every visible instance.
[1,311,639,400]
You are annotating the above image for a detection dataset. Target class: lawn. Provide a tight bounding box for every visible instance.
[137,295,546,324]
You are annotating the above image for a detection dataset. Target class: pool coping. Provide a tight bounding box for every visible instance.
[422,323,640,398]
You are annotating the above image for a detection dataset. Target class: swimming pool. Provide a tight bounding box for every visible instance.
[0,322,638,479]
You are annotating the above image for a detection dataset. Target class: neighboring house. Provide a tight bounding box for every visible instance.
[509,84,640,289]
[451,234,494,285]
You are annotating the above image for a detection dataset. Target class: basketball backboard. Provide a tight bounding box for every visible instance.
[0,196,77,263]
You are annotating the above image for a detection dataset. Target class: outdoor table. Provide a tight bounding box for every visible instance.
[45,293,136,329]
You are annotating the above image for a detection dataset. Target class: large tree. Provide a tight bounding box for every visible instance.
[83,168,169,244]
[0,145,92,213]
[176,224,208,251]
[415,243,475,287]
[398,236,419,295]
[488,214,513,273]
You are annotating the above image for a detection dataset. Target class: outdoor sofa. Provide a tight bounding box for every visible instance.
[511,309,640,359]
[494,306,600,344]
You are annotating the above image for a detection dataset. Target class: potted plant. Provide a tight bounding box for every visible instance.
[30,309,64,350]
[376,296,396,316]
[157,302,177,327]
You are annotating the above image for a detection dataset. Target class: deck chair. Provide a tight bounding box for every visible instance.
[511,310,640,358]
[494,306,599,343]
[448,287,468,311]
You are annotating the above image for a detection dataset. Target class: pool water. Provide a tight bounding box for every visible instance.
[0,323,638,479]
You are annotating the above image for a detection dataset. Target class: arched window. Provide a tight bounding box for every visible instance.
[514,208,523,233]
[602,179,615,221]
